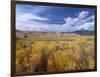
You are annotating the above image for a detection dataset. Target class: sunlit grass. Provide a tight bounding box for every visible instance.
[16,35,95,74]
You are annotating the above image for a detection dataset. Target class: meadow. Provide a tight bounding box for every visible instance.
[16,32,95,74]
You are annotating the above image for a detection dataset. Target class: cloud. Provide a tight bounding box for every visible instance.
[16,13,49,22]
[63,11,94,31]
[79,21,94,30]
[78,11,89,19]
[16,11,95,32]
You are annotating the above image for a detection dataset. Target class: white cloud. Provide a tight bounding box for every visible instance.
[63,11,94,31]
[79,21,94,30]
[16,13,49,21]
[16,11,95,32]
[64,17,73,23]
[78,11,89,19]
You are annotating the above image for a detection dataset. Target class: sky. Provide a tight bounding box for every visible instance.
[16,4,95,32]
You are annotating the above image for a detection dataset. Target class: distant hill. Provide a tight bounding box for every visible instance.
[16,29,94,37]
[74,30,94,35]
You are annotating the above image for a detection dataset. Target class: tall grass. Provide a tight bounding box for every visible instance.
[16,36,95,74]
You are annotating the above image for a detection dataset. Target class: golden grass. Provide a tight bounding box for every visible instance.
[16,35,95,74]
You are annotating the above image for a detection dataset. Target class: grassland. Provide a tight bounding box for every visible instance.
[16,31,95,74]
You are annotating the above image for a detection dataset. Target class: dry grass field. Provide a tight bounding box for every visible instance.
[16,32,95,74]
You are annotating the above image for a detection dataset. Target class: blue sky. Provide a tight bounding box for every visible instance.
[16,4,95,32]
